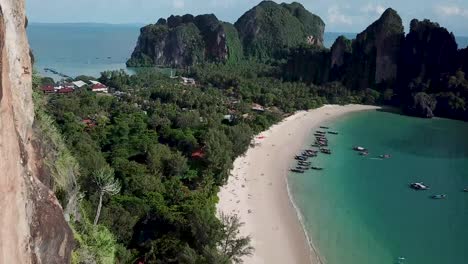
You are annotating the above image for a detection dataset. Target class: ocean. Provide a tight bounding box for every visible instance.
[27,23,141,79]
[27,23,468,80]
[288,110,468,264]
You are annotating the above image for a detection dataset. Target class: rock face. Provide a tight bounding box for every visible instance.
[398,19,458,91]
[329,36,352,80]
[0,1,73,263]
[459,48,468,74]
[127,14,230,67]
[405,92,437,118]
[235,1,325,60]
[128,1,325,67]
[344,8,404,89]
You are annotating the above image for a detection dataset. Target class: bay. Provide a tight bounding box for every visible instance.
[289,110,468,264]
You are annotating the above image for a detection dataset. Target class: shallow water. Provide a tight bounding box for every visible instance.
[289,110,468,264]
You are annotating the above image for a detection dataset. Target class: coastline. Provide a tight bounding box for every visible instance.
[217,104,380,264]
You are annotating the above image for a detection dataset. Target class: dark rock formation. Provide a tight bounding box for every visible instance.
[330,36,352,80]
[235,1,325,60]
[458,47,468,74]
[344,8,404,89]
[127,14,230,67]
[405,92,437,118]
[398,19,458,93]
[194,14,228,61]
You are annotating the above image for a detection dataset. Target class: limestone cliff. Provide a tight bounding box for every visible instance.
[344,8,404,89]
[128,1,325,66]
[235,1,325,60]
[127,14,230,67]
[0,1,73,263]
[398,19,458,90]
[329,35,352,80]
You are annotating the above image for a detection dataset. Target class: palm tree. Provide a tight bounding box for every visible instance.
[93,167,121,225]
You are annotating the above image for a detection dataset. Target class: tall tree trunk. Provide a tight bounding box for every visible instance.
[93,191,104,225]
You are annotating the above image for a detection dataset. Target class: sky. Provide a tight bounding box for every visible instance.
[26,0,468,36]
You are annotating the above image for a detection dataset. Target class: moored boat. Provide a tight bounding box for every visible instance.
[320,126,329,129]
[320,148,332,154]
[463,188,468,192]
[295,155,307,161]
[431,194,447,199]
[410,182,429,190]
[311,166,323,170]
[290,168,305,173]
[328,131,339,135]
[353,146,367,151]
[379,154,391,159]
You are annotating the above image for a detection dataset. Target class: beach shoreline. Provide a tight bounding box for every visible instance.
[217,104,380,264]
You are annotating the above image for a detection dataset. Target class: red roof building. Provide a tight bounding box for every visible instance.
[191,148,206,159]
[58,88,74,94]
[91,83,109,93]
[40,85,55,93]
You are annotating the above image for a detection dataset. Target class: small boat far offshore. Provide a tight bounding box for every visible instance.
[431,194,447,199]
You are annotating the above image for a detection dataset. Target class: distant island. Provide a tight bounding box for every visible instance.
[128,0,468,121]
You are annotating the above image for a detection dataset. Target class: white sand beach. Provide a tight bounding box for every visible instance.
[217,104,380,264]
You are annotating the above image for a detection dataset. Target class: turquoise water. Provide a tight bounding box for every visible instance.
[289,110,468,264]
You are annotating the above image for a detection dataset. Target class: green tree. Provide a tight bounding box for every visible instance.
[218,213,254,263]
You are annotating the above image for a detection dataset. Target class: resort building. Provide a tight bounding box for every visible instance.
[57,88,74,94]
[181,77,196,86]
[40,85,55,94]
[72,80,87,88]
[90,83,109,93]
[251,103,265,112]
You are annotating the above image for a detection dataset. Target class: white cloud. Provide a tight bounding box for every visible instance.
[328,5,353,25]
[173,0,185,9]
[435,4,468,17]
[361,3,386,16]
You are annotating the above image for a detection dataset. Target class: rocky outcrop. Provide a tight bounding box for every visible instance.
[127,14,229,67]
[0,0,73,263]
[405,92,437,118]
[344,8,404,89]
[235,1,324,60]
[329,36,352,80]
[457,47,468,75]
[398,19,458,91]
[128,1,325,66]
